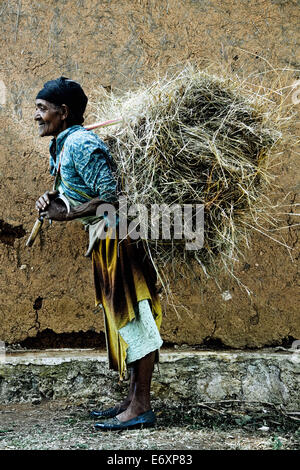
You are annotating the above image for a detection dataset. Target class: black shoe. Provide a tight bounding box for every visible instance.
[94,410,156,431]
[90,406,126,420]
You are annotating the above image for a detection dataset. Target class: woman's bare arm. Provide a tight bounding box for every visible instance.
[37,194,117,221]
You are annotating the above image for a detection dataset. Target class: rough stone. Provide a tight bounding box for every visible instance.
[0,349,299,410]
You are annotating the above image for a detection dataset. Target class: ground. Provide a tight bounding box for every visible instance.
[0,399,299,451]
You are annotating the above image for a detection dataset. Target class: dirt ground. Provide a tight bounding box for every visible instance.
[0,399,299,451]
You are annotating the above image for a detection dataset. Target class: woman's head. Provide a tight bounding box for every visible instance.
[34,76,88,137]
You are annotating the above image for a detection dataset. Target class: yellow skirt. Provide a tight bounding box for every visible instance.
[92,228,162,380]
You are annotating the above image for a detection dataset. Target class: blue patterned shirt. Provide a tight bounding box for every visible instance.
[49,125,117,203]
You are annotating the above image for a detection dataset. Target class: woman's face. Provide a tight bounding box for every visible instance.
[34,99,67,137]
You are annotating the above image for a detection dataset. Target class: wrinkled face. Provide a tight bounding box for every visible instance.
[34,99,66,137]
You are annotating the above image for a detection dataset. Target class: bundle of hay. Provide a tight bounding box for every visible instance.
[93,67,283,281]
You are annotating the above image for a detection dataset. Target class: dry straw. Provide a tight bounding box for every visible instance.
[92,65,296,291]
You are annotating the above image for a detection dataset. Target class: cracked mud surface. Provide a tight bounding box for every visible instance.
[0,0,299,347]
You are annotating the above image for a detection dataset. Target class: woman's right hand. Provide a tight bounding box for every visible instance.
[35,190,59,212]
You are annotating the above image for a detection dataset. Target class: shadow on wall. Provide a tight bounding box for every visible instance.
[16,328,107,350]
[0,219,26,246]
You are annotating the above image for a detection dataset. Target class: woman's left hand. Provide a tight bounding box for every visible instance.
[40,199,70,221]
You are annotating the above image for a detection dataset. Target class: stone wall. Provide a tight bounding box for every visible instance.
[0,0,299,347]
[1,350,299,410]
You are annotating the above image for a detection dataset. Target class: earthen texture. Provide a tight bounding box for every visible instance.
[0,0,299,346]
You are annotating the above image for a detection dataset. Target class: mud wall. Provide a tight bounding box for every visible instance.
[0,0,299,347]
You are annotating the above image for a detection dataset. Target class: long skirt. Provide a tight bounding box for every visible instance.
[92,228,162,380]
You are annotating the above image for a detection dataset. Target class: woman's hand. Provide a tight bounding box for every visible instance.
[39,198,69,221]
[35,190,59,212]
[35,191,117,222]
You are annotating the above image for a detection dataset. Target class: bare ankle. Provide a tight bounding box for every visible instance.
[118,398,131,409]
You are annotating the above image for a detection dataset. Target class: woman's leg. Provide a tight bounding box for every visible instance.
[117,350,156,422]
[116,365,136,411]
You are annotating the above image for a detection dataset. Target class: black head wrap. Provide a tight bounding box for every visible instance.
[36,76,88,125]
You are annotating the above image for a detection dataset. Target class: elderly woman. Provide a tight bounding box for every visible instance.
[34,77,163,431]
